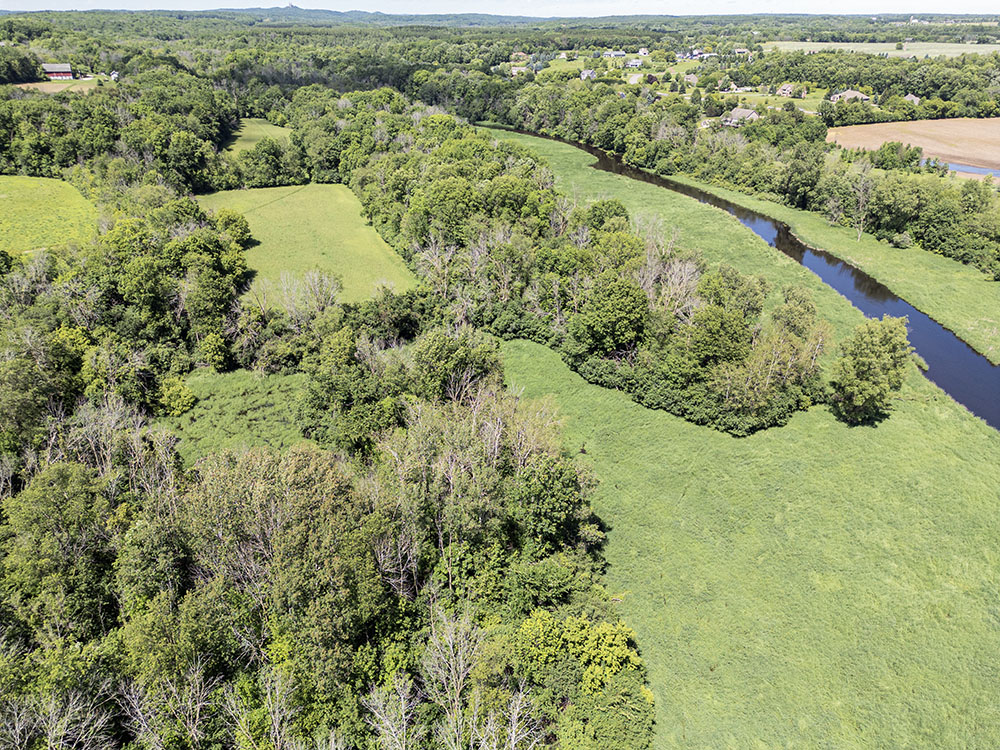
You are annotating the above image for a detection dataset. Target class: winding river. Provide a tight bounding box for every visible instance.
[509,132,1000,429]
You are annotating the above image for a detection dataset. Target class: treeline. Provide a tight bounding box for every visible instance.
[0,46,41,84]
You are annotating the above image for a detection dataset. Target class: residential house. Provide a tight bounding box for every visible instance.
[722,107,760,127]
[42,63,72,80]
[638,47,649,56]
[626,59,643,68]
[830,89,870,103]
[510,66,529,77]
[683,73,698,85]
[510,51,529,62]
[776,83,796,97]
[580,69,597,80]
[603,50,626,58]
[904,93,921,105]
[733,47,751,55]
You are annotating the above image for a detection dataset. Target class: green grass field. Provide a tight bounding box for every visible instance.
[489,130,1000,364]
[491,125,1000,746]
[736,89,827,113]
[225,118,292,153]
[766,40,1000,58]
[0,176,97,255]
[159,369,312,464]
[502,338,1000,749]
[198,184,416,303]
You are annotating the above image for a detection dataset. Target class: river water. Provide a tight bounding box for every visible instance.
[560,139,1000,429]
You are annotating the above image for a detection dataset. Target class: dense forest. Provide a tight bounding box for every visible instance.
[0,9,985,748]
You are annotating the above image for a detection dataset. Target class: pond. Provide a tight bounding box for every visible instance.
[549,136,1000,429]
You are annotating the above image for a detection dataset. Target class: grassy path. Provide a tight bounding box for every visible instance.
[503,339,1000,749]
[491,129,1000,364]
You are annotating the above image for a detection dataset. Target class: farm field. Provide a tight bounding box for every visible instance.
[197,183,416,303]
[13,77,107,93]
[828,117,1000,171]
[159,369,312,464]
[0,176,97,254]
[502,337,1000,750]
[490,130,1000,364]
[766,39,1000,57]
[224,117,292,153]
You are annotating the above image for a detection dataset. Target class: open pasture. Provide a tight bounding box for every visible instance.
[224,117,292,153]
[766,39,1000,57]
[0,176,97,255]
[197,183,416,303]
[503,338,1000,750]
[14,77,107,94]
[828,117,1000,171]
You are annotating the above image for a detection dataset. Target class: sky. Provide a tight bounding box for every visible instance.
[2,0,999,17]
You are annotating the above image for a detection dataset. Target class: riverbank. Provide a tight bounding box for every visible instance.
[665,174,1000,365]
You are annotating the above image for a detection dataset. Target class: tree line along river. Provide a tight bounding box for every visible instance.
[502,130,1000,430]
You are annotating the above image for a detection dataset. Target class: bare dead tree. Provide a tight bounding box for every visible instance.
[361,672,423,750]
[36,687,116,750]
[119,680,167,750]
[422,609,482,750]
[851,160,875,241]
[470,681,543,750]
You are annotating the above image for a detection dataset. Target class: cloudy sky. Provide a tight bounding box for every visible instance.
[2,0,998,17]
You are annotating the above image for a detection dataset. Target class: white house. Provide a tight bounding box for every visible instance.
[722,107,760,127]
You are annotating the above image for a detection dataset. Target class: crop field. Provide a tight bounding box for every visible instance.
[766,40,1000,58]
[828,117,1000,171]
[198,183,416,303]
[490,130,1000,364]
[159,369,312,464]
[225,117,292,153]
[503,338,1000,750]
[0,176,97,254]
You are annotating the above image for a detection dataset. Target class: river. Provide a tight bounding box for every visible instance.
[517,133,1000,429]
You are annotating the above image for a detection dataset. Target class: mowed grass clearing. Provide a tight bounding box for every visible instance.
[503,338,1000,749]
[766,39,1000,57]
[159,369,312,465]
[0,176,97,254]
[828,117,1000,171]
[13,77,108,94]
[489,130,1000,364]
[198,184,416,303]
[224,117,292,153]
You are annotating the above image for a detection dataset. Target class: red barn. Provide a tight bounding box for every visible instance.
[42,63,73,80]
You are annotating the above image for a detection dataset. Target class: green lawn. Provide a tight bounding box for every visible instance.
[502,338,1000,749]
[225,118,292,153]
[736,88,827,113]
[159,369,312,464]
[198,183,416,303]
[0,176,97,255]
[766,40,1000,58]
[489,130,1000,364]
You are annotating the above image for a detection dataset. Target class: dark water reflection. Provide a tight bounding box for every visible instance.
[514,131,1000,429]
